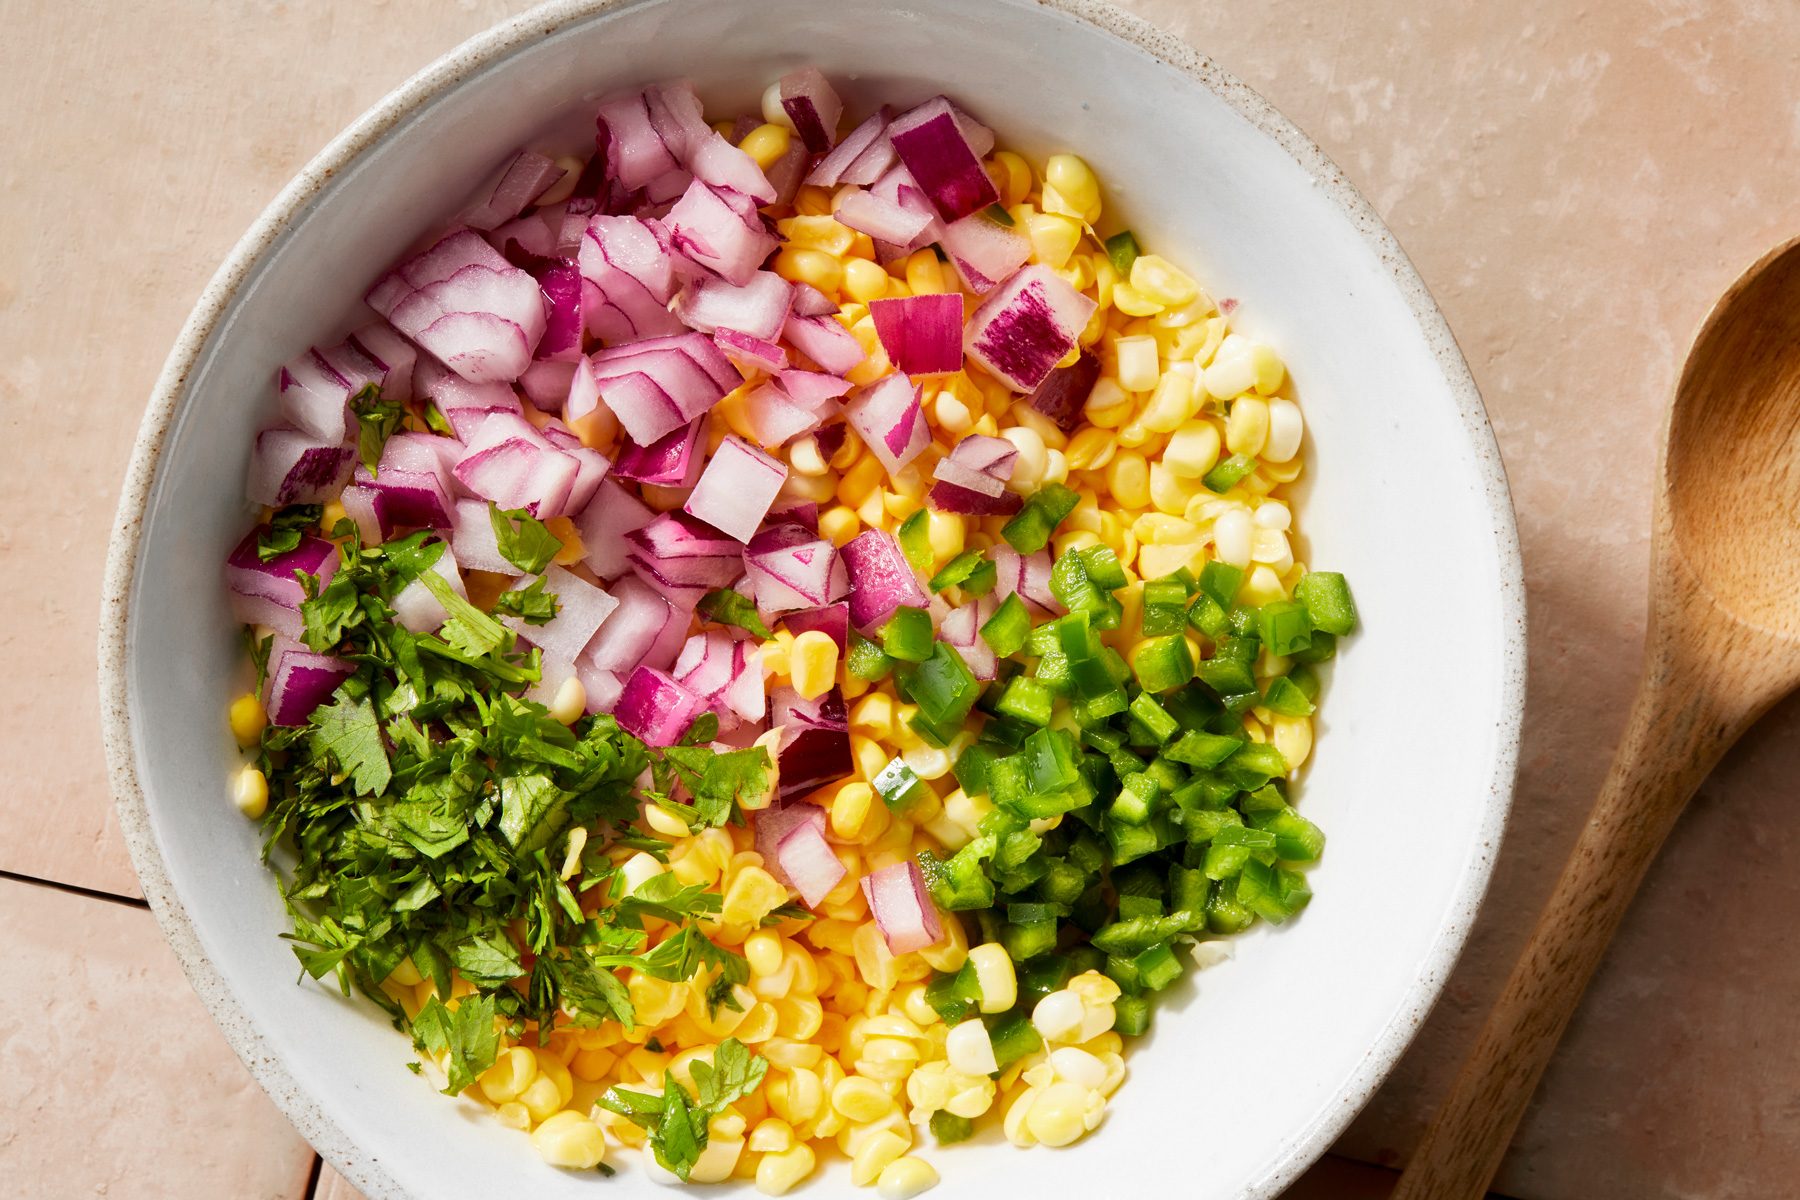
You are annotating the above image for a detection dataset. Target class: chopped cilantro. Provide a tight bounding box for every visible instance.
[696,588,772,639]
[307,687,391,796]
[597,1038,767,1180]
[412,993,500,1096]
[350,384,407,476]
[489,503,564,574]
[493,576,560,625]
[256,504,323,561]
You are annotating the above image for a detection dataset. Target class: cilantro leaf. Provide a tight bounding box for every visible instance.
[596,1038,766,1181]
[696,588,772,639]
[350,384,407,476]
[559,952,636,1031]
[423,403,455,437]
[489,503,564,574]
[615,872,723,923]
[412,993,500,1096]
[299,569,361,652]
[690,1037,768,1115]
[381,531,446,584]
[308,689,391,795]
[450,929,525,987]
[257,504,323,562]
[419,569,508,659]
[497,772,570,855]
[494,576,561,625]
[654,1075,704,1180]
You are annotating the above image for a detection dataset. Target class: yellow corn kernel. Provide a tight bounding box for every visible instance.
[1063,427,1117,473]
[830,781,875,840]
[838,454,885,507]
[968,943,1017,1013]
[818,504,861,548]
[988,151,1033,206]
[1164,420,1222,478]
[1247,343,1286,394]
[774,246,845,294]
[918,907,969,973]
[1068,970,1121,1006]
[851,1130,912,1188]
[1137,370,1196,434]
[517,1072,566,1123]
[788,435,829,478]
[478,1046,538,1104]
[531,1110,606,1169]
[1150,462,1207,518]
[903,249,950,295]
[570,1044,618,1082]
[749,1117,796,1154]
[1272,714,1312,768]
[1114,335,1159,393]
[851,734,889,782]
[850,693,896,742]
[1024,1081,1095,1147]
[745,929,785,978]
[722,866,789,926]
[1002,1087,1041,1147]
[876,1155,939,1200]
[920,510,964,565]
[852,920,901,991]
[1225,396,1270,456]
[1084,378,1132,428]
[232,764,269,819]
[643,802,691,839]
[1024,212,1082,271]
[1128,254,1198,308]
[740,122,792,169]
[1110,280,1164,317]
[1045,153,1100,215]
[1104,451,1151,511]
[789,630,840,701]
[756,1143,817,1195]
[841,256,890,303]
[228,692,267,747]
[832,1075,897,1124]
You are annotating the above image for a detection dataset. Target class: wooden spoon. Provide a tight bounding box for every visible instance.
[1392,235,1800,1200]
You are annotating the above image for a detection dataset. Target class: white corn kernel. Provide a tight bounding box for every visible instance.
[620,851,666,895]
[1032,990,1085,1042]
[1048,1046,1107,1090]
[1264,397,1304,462]
[945,1019,999,1076]
[967,943,1017,1013]
[1001,426,1049,490]
[1114,336,1160,393]
[761,81,796,131]
[789,435,829,476]
[877,1155,941,1200]
[548,674,586,724]
[232,765,268,819]
[1252,500,1292,531]
[1212,508,1253,567]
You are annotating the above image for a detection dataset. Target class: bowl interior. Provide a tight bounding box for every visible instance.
[115,1,1521,1196]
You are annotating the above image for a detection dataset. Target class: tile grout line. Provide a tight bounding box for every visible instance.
[304,1152,326,1199]
[0,867,148,910]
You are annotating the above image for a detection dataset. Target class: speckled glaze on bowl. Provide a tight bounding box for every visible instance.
[99,2,1525,1196]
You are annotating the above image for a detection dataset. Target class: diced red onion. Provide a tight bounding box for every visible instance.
[779,818,847,908]
[626,511,746,607]
[574,478,655,579]
[771,686,853,801]
[449,497,523,576]
[840,528,928,631]
[782,603,848,652]
[888,97,999,223]
[671,628,746,730]
[584,573,684,675]
[1026,349,1101,433]
[596,90,682,190]
[833,188,935,251]
[814,421,848,463]
[366,228,547,384]
[452,412,579,517]
[614,666,706,747]
[861,860,943,954]
[805,108,889,189]
[765,138,808,209]
[940,209,1032,294]
[576,660,625,714]
[843,374,927,475]
[930,434,1017,499]
[530,256,586,363]
[276,347,363,443]
[743,524,838,613]
[869,163,946,252]
[673,271,793,340]
[869,293,965,376]
[424,370,522,441]
[264,638,356,727]
[465,150,568,231]
[611,418,704,487]
[963,264,1099,392]
[645,81,778,205]
[992,544,1061,617]
[778,370,853,411]
[502,564,621,663]
[539,432,611,514]
[520,360,578,410]
[841,127,898,187]
[778,67,844,154]
[725,637,767,724]
[939,596,998,680]
[357,431,457,527]
[754,803,826,880]
[392,545,467,632]
[578,214,687,346]
[589,331,739,447]
[714,329,789,374]
[339,485,387,544]
[765,498,820,532]
[686,435,788,541]
[494,212,558,261]
[782,313,866,375]
[226,532,340,639]
[346,322,419,403]
[663,180,778,286]
[927,479,1024,516]
[743,381,827,448]
[789,284,839,318]
[246,426,353,508]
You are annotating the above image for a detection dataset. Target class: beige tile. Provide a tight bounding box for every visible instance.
[0,877,314,1199]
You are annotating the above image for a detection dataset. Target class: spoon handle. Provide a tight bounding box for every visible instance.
[1391,634,1751,1200]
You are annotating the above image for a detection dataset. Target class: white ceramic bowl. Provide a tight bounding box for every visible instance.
[100,2,1525,1196]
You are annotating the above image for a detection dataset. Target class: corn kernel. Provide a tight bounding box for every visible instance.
[988,150,1033,206]
[1111,281,1164,317]
[1045,153,1100,215]
[1165,420,1222,479]
[877,1155,940,1200]
[903,249,951,295]
[1264,397,1304,463]
[774,246,844,293]
[740,122,792,169]
[850,692,896,739]
[838,454,885,507]
[517,1072,565,1123]
[851,1129,912,1187]
[843,256,891,303]
[756,1143,817,1195]
[1026,1081,1098,1147]
[968,943,1017,1013]
[830,781,875,840]
[478,1045,538,1104]
[228,692,267,747]
[1139,371,1197,433]
[833,1075,897,1124]
[1225,396,1270,456]
[1025,212,1083,271]
[1212,507,1253,567]
[232,764,268,819]
[1001,425,1050,490]
[789,630,840,701]
[1114,335,1159,393]
[531,1110,606,1169]
[1128,254,1198,307]
[1105,451,1151,511]
[722,866,789,925]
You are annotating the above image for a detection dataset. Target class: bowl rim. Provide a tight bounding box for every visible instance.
[98,1,1526,1195]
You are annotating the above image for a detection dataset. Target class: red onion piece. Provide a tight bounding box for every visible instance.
[744,524,839,613]
[576,660,625,714]
[589,331,739,447]
[869,163,946,252]
[502,564,621,663]
[782,603,849,653]
[926,479,1024,516]
[686,435,789,541]
[664,180,778,286]
[538,431,611,515]
[264,638,356,727]
[646,81,778,205]
[246,426,353,508]
[596,90,682,190]
[940,209,1032,294]
[276,347,362,443]
[449,497,523,576]
[575,478,655,579]
[840,528,928,631]
[963,264,1099,392]
[578,214,686,346]
[672,628,745,729]
[339,486,387,545]
[782,313,866,375]
[425,371,522,441]
[779,818,847,908]
[844,374,927,475]
[743,381,827,448]
[611,418,704,487]
[764,137,808,209]
[465,150,568,231]
[833,188,935,251]
[861,860,944,954]
[358,432,458,527]
[366,228,547,384]
[778,67,844,154]
[888,97,1000,223]
[714,329,790,375]
[726,638,767,724]
[226,532,340,640]
[392,546,467,632]
[805,109,889,189]
[614,666,705,747]
[992,544,1061,617]
[754,803,826,880]
[1026,349,1102,433]
[495,212,558,261]
[814,421,848,463]
[771,686,853,801]
[626,511,746,607]
[452,413,579,518]
[939,595,998,680]
[930,434,1018,499]
[673,271,794,340]
[789,284,839,318]
[531,256,586,363]
[347,322,419,403]
[778,369,853,410]
[584,573,683,675]
[870,293,965,376]
[765,498,820,532]
[520,360,579,411]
